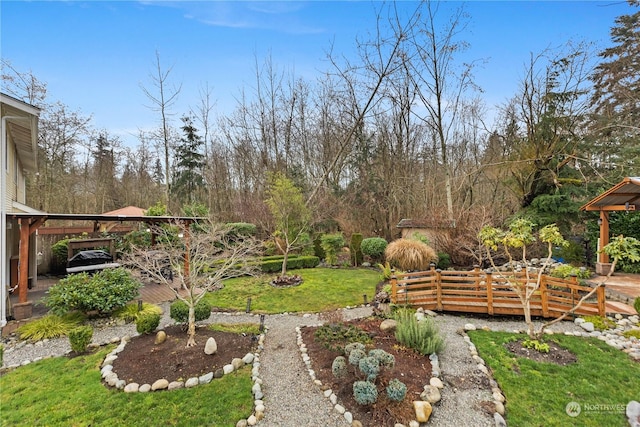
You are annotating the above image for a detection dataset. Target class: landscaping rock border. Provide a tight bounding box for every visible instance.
[296,315,445,427]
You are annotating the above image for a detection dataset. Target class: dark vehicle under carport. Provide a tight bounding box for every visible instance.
[66,250,120,274]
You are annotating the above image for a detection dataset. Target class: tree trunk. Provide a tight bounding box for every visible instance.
[186,304,196,347]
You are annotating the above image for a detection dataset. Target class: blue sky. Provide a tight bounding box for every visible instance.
[1,1,635,147]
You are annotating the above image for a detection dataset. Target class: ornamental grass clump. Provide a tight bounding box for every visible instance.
[394,308,445,355]
[17,312,85,341]
[385,239,438,271]
[113,302,163,323]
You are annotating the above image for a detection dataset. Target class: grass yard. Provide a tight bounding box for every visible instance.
[468,330,640,427]
[204,267,380,313]
[0,347,253,426]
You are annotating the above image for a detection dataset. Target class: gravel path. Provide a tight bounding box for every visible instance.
[2,306,586,427]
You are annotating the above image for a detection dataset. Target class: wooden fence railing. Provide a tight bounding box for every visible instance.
[390,267,606,318]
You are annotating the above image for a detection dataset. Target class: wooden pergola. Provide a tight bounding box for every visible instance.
[8,212,202,319]
[580,177,640,275]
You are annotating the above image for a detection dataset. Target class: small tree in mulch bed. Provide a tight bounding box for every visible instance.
[480,219,640,340]
[123,220,261,347]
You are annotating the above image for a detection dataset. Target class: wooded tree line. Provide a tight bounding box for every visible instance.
[2,1,638,264]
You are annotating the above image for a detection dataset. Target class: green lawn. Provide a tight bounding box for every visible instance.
[0,347,253,426]
[1,267,380,426]
[204,267,380,313]
[468,330,640,427]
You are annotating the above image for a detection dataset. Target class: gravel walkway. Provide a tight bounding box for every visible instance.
[1,306,586,427]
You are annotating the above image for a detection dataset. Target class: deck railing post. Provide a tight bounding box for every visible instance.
[474,265,480,291]
[435,269,443,311]
[486,272,493,315]
[391,274,397,304]
[597,283,606,317]
[540,275,549,318]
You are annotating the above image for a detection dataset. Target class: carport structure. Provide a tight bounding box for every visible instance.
[6,212,202,321]
[580,177,640,275]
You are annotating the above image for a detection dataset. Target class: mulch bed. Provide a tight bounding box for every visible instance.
[505,340,577,365]
[111,324,258,385]
[301,318,432,427]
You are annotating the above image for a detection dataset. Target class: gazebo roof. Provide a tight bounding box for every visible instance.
[580,177,640,212]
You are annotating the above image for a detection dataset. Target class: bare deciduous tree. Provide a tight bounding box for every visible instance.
[122,220,262,347]
[140,51,182,207]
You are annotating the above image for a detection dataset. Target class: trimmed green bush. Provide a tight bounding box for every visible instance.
[361,237,388,262]
[320,233,346,265]
[259,256,319,273]
[44,268,141,315]
[17,313,86,341]
[386,378,407,402]
[436,252,451,269]
[350,233,364,266]
[68,326,93,353]
[227,222,257,238]
[0,343,4,366]
[332,356,348,378]
[353,380,378,405]
[169,299,212,323]
[136,312,160,334]
[635,297,640,315]
[394,308,445,355]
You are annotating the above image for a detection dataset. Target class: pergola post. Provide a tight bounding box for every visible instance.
[596,210,611,275]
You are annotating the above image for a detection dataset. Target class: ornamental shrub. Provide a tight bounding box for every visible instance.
[353,380,378,405]
[350,233,364,266]
[136,312,160,334]
[386,378,407,402]
[344,342,366,356]
[259,256,320,273]
[68,325,93,353]
[320,233,346,265]
[358,356,380,382]
[0,343,4,366]
[44,268,141,315]
[361,237,388,262]
[550,264,591,280]
[368,348,395,369]
[349,348,367,366]
[332,356,348,378]
[169,299,212,323]
[436,251,451,269]
[635,297,640,316]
